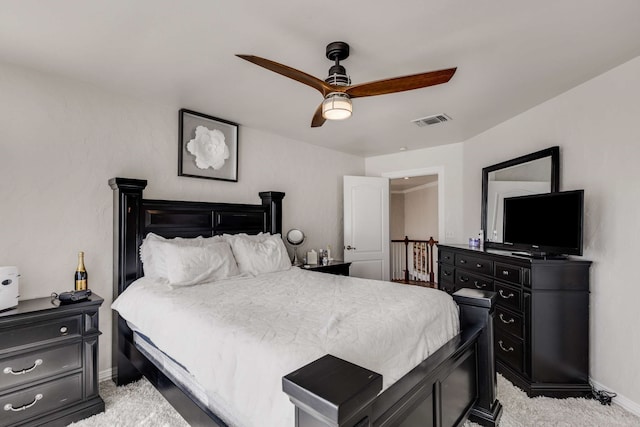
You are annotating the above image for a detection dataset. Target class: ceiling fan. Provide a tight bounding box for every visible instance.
[237,41,457,128]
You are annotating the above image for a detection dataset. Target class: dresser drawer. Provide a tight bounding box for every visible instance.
[439,250,454,266]
[495,282,522,312]
[439,281,455,295]
[455,271,494,291]
[0,343,82,393]
[495,331,524,373]
[0,316,82,353]
[495,262,522,284]
[455,254,493,276]
[495,306,523,339]
[0,373,83,426]
[439,265,455,284]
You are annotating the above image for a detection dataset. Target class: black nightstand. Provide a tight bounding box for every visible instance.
[302,260,351,276]
[0,294,104,426]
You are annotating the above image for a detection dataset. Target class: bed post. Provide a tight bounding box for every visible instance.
[453,288,503,427]
[283,355,382,427]
[259,191,285,234]
[109,177,147,385]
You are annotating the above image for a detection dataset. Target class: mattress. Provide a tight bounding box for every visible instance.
[133,331,210,407]
[112,267,460,427]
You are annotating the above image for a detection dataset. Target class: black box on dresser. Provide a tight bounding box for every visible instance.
[0,294,104,427]
[438,244,591,398]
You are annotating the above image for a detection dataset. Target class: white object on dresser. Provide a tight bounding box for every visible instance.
[0,266,19,312]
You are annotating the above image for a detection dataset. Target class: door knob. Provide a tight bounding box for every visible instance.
[345,245,357,250]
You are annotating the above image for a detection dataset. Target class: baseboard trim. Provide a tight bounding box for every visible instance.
[591,378,640,417]
[99,367,114,383]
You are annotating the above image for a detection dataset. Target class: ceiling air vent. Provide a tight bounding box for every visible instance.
[412,114,451,127]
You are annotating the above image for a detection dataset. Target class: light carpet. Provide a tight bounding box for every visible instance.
[70,375,639,427]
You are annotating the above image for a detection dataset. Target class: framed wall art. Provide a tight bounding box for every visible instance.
[178,109,239,182]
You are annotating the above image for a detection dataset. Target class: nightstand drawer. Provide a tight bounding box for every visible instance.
[0,343,82,392]
[0,316,81,352]
[302,261,351,276]
[455,254,493,276]
[0,373,83,426]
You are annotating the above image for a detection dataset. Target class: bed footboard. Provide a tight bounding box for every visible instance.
[283,288,502,427]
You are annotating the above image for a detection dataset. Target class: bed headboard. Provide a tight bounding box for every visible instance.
[109,177,285,300]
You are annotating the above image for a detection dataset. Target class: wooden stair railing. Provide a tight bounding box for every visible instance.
[391,236,438,283]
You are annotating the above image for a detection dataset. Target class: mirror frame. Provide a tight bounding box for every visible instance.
[286,228,305,246]
[481,146,560,249]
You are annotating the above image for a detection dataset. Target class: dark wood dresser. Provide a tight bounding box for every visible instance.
[437,244,591,397]
[302,261,351,276]
[0,294,104,426]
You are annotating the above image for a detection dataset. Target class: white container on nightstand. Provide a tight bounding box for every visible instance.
[0,266,19,312]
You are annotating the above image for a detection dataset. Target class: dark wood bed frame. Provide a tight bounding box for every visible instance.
[109,177,502,427]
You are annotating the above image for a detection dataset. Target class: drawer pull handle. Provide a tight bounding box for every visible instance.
[459,276,469,283]
[499,290,515,299]
[443,271,451,276]
[4,394,43,412]
[474,281,487,289]
[499,314,515,324]
[3,359,43,376]
[476,263,483,268]
[498,340,514,353]
[502,270,510,275]
[60,326,68,335]
[459,260,467,264]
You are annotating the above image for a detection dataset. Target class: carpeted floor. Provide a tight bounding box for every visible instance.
[70,374,640,427]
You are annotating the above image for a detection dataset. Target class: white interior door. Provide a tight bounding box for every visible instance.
[343,176,390,281]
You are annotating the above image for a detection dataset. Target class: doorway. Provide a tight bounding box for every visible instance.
[385,168,443,287]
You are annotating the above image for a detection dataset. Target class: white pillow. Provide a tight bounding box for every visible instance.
[139,232,224,279]
[162,241,240,286]
[229,233,291,275]
[222,232,269,243]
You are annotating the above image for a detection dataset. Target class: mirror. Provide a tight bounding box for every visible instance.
[482,147,560,248]
[286,229,305,264]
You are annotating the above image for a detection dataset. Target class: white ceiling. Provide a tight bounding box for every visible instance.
[2,1,639,157]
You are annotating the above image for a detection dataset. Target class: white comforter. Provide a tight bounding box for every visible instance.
[111,268,460,427]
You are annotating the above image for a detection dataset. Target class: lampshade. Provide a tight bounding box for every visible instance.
[322,93,352,120]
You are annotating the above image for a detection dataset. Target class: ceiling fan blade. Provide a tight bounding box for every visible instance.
[236,54,333,97]
[311,103,326,128]
[345,67,457,99]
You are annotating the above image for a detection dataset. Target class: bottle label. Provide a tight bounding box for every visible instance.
[75,279,87,291]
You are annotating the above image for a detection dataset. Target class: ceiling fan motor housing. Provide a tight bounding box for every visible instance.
[326,65,350,85]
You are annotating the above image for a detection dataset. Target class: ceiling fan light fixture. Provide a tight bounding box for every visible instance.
[322,93,352,120]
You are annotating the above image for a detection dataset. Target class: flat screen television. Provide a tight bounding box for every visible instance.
[502,189,584,257]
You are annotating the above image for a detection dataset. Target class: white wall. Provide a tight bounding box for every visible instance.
[390,193,405,240]
[0,61,364,375]
[404,185,438,240]
[365,143,464,244]
[462,56,640,409]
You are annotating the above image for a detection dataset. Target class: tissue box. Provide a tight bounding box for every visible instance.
[306,250,318,265]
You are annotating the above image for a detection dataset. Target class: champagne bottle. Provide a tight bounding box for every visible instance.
[75,252,88,291]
